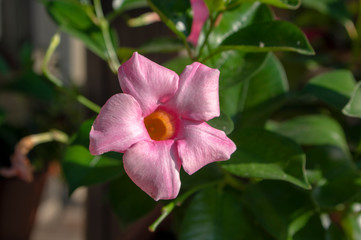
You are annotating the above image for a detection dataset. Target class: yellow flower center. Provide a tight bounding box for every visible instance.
[144,110,176,141]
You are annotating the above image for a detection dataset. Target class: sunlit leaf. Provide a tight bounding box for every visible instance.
[220,21,314,55]
[303,70,356,110]
[267,115,349,155]
[207,111,234,135]
[343,82,361,118]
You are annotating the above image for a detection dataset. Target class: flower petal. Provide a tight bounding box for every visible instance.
[118,52,179,116]
[89,93,148,155]
[188,0,209,46]
[167,62,220,121]
[123,140,181,201]
[177,121,236,175]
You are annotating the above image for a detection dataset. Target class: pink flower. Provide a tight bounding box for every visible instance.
[187,0,209,46]
[89,52,236,200]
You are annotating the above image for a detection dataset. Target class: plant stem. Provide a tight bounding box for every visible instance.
[43,33,101,113]
[42,32,63,88]
[148,180,220,232]
[93,0,121,74]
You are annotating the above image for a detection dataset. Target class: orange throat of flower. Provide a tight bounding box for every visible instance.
[144,110,176,141]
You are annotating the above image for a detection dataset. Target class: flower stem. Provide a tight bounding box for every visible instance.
[148,180,220,232]
[42,33,101,113]
[42,32,63,88]
[93,0,121,74]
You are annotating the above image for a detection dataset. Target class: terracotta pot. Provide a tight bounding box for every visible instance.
[0,171,47,240]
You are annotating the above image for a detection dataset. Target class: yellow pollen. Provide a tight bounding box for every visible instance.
[144,110,175,141]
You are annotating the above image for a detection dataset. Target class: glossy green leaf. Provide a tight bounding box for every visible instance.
[343,82,361,118]
[139,37,184,54]
[207,111,234,135]
[243,53,288,109]
[117,38,184,62]
[237,53,288,127]
[63,145,123,193]
[70,117,95,147]
[112,0,147,12]
[204,0,226,12]
[242,181,322,240]
[303,70,356,110]
[148,0,192,40]
[220,21,315,55]
[163,57,192,74]
[209,51,268,90]
[179,187,269,240]
[219,52,288,125]
[302,0,351,23]
[267,115,349,155]
[306,146,360,209]
[230,0,300,9]
[43,0,116,59]
[208,2,273,48]
[108,174,156,225]
[257,0,300,9]
[222,128,310,189]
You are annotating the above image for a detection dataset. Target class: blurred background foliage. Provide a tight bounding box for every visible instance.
[1,0,361,239]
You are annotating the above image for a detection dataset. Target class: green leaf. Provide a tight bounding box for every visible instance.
[218,52,288,125]
[207,111,234,135]
[179,187,269,240]
[302,0,351,23]
[108,174,156,225]
[256,0,300,9]
[163,57,192,74]
[306,146,361,209]
[220,21,315,55]
[230,0,300,9]
[204,0,226,12]
[208,2,273,49]
[242,53,288,109]
[139,37,184,54]
[267,115,349,155]
[222,128,310,189]
[148,0,192,40]
[62,145,123,193]
[343,82,361,118]
[242,181,323,240]
[118,37,183,59]
[208,51,268,90]
[70,117,95,147]
[303,70,356,110]
[43,0,116,59]
[112,0,147,12]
